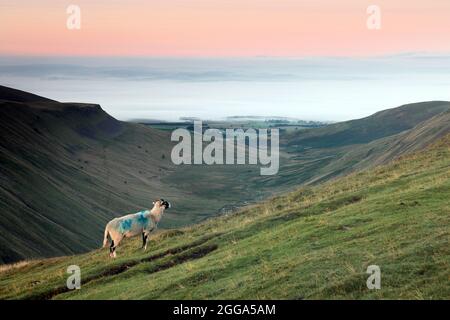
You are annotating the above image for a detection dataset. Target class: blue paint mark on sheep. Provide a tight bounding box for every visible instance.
[119,219,133,233]
[136,212,149,227]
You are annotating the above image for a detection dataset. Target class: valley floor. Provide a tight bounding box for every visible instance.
[0,134,449,299]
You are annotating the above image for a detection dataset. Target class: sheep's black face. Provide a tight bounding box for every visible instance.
[160,199,171,209]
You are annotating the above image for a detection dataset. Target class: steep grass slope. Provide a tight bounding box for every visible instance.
[1,133,448,299]
[0,86,180,263]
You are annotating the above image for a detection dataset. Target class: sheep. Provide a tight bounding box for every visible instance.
[102,199,171,258]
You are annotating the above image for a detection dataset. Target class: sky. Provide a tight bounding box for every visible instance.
[0,1,449,121]
[1,0,450,57]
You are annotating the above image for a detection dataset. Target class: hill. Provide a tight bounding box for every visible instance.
[285,101,450,148]
[162,102,450,201]
[262,101,450,187]
[0,86,181,263]
[1,132,449,299]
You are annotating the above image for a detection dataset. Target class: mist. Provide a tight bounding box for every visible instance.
[1,54,450,121]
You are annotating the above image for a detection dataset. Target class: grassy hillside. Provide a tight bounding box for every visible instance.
[1,133,448,299]
[285,101,450,148]
[0,86,185,263]
[263,101,450,187]
[1,85,449,265]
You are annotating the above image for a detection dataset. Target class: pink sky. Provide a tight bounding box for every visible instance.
[1,0,450,57]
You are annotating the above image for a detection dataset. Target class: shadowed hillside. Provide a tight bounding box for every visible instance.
[0,86,180,263]
[1,132,449,299]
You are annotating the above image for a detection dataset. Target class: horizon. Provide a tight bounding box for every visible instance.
[1,1,450,121]
[1,54,450,121]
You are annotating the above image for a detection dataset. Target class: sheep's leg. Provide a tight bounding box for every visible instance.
[142,231,150,251]
[142,232,147,249]
[109,235,124,258]
[143,225,157,251]
[109,240,116,258]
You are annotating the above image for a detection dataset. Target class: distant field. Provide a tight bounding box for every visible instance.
[141,119,325,132]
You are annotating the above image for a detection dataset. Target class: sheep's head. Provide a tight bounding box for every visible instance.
[153,199,171,209]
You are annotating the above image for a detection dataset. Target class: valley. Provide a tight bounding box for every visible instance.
[0,85,449,266]
[1,131,449,299]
